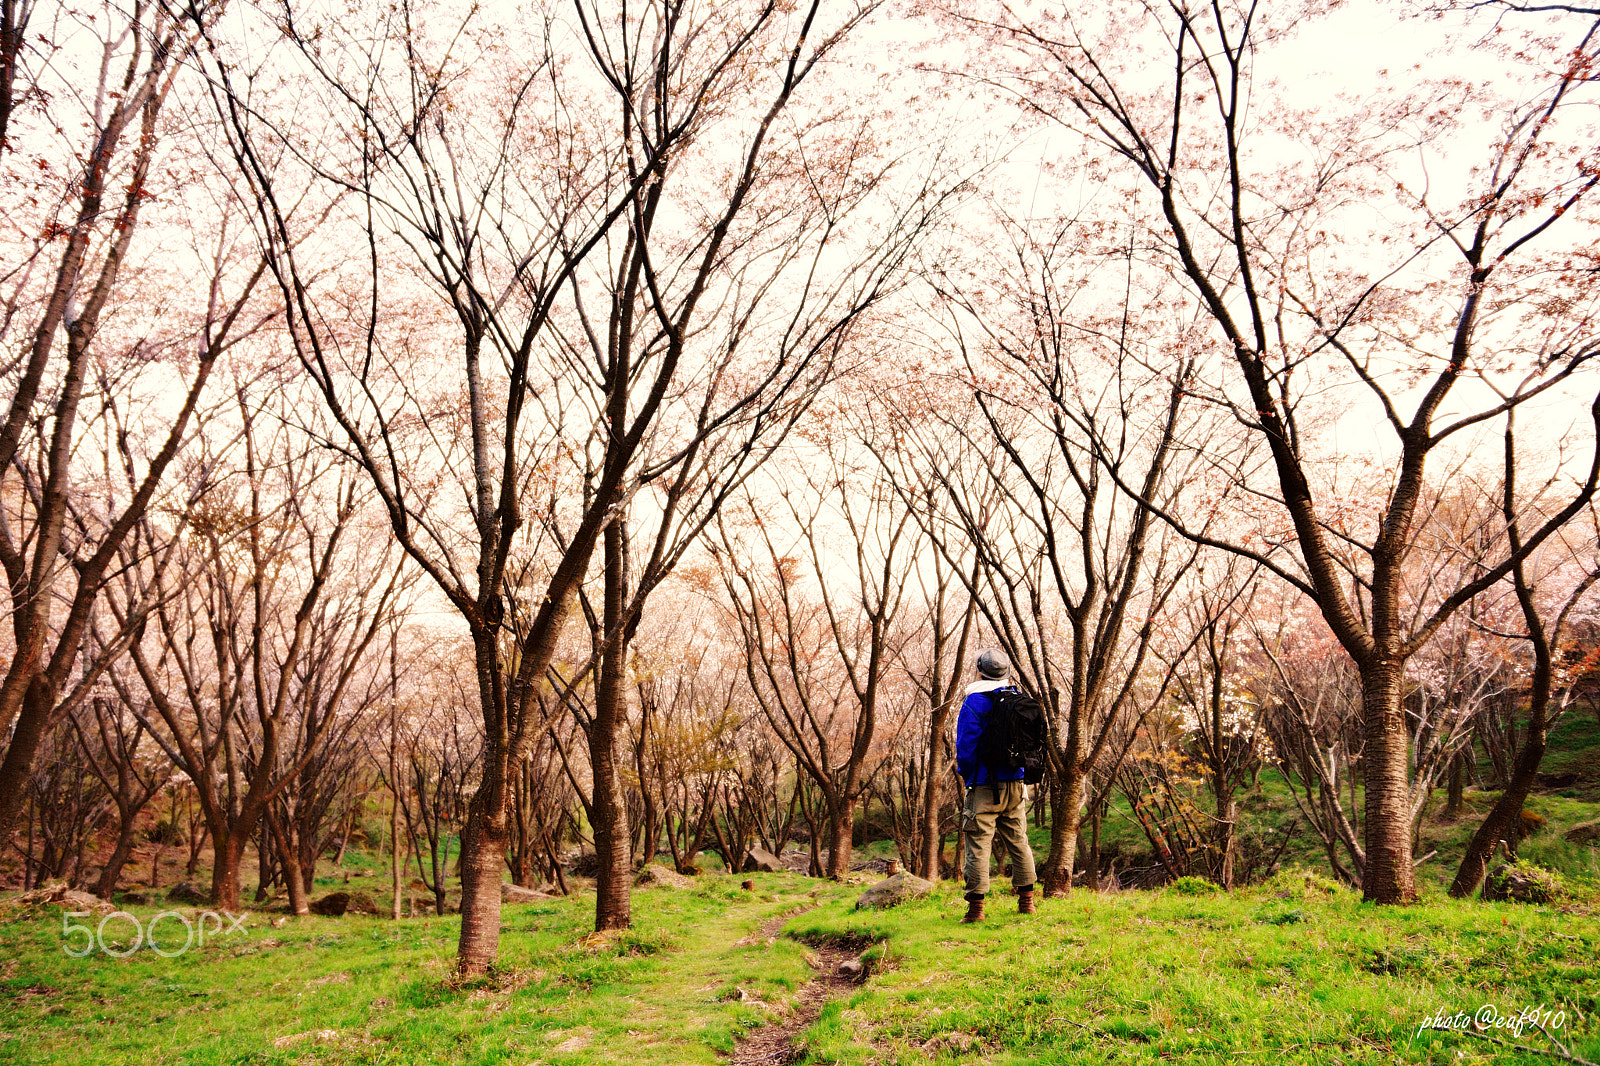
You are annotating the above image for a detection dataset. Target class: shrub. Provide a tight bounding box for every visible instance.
[1484,859,1566,904]
[1262,866,1348,897]
[1169,876,1220,896]
[146,820,184,846]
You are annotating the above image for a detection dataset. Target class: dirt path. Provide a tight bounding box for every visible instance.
[727,910,860,1066]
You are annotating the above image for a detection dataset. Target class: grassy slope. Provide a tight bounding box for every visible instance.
[1077,759,1600,895]
[4,719,1595,1065]
[791,873,1599,1065]
[3,869,1596,1066]
[1544,713,1600,789]
[0,875,849,1066]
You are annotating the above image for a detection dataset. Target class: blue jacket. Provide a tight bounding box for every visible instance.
[956,679,1026,788]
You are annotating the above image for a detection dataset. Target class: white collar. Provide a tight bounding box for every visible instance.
[965,678,1012,695]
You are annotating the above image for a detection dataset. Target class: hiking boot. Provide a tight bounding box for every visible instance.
[960,894,985,923]
[1017,887,1037,915]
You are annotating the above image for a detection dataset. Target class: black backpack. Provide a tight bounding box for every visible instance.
[979,687,1048,785]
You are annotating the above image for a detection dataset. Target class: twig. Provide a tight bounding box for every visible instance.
[1457,1026,1597,1065]
[1048,1016,1112,1040]
[1533,1018,1590,1064]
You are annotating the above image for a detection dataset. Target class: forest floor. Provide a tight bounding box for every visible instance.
[2,861,1598,1065]
[3,713,1598,1064]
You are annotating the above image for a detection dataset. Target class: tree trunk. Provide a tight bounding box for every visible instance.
[633,789,655,869]
[795,775,823,876]
[1443,751,1465,821]
[0,679,55,847]
[1214,793,1237,890]
[633,713,658,869]
[456,783,508,971]
[1358,658,1417,903]
[1041,767,1088,896]
[211,832,245,912]
[826,793,854,880]
[589,723,631,927]
[329,802,352,869]
[1451,761,1543,898]
[186,812,207,878]
[390,788,403,920]
[94,805,141,900]
[281,845,309,915]
[1452,550,1554,897]
[1085,797,1102,891]
[269,811,310,916]
[255,831,275,902]
[512,839,535,888]
[454,597,525,971]
[919,709,953,880]
[23,795,35,890]
[589,519,632,930]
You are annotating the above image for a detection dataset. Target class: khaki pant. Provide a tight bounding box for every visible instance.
[962,780,1037,896]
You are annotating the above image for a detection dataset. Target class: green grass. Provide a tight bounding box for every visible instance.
[8,714,1600,1066]
[786,871,1600,1065]
[1544,713,1600,790]
[3,869,1595,1064]
[0,873,856,1065]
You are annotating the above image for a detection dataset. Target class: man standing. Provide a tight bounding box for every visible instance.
[955,648,1038,922]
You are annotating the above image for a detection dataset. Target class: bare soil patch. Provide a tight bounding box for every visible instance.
[727,912,865,1066]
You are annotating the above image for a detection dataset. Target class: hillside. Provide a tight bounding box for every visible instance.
[1,865,1595,1065]
[4,715,1597,1064]
[1067,709,1600,896]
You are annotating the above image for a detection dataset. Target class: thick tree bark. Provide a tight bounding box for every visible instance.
[1357,659,1417,903]
[456,623,511,973]
[0,680,56,853]
[255,833,276,903]
[1041,769,1088,896]
[826,794,855,880]
[586,694,631,917]
[456,787,509,964]
[211,832,245,913]
[281,848,310,916]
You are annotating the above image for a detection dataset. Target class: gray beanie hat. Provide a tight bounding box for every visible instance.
[975,648,1010,679]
